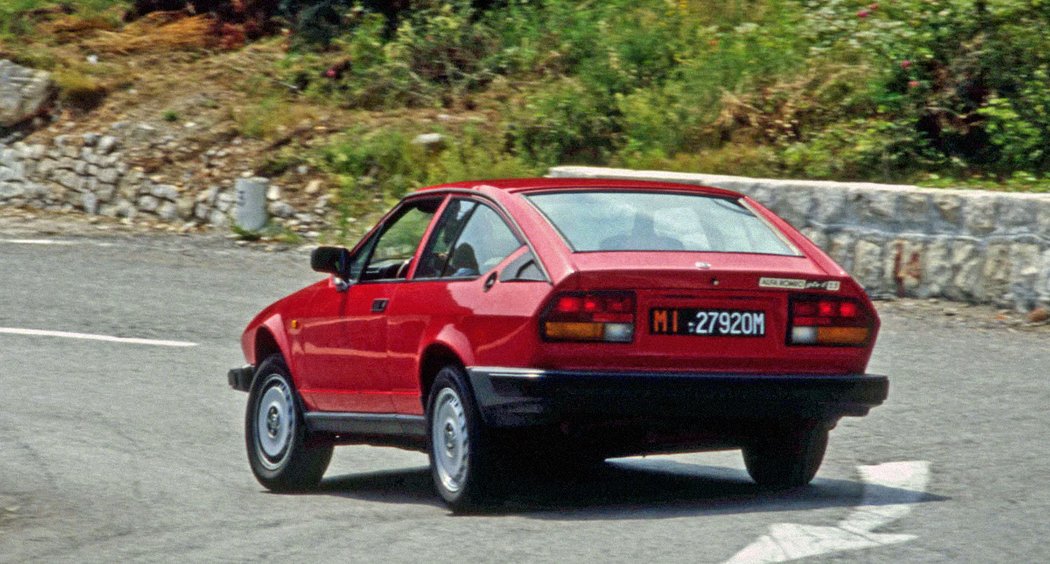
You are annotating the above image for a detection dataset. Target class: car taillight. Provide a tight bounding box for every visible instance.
[541,291,635,343]
[788,296,872,346]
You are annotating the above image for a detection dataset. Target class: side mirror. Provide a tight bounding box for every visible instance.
[311,246,352,278]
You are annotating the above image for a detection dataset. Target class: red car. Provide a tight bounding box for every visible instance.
[228,178,888,511]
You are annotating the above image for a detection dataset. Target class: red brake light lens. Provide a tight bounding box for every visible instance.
[555,296,583,313]
[839,301,858,318]
[542,291,636,343]
[789,296,872,346]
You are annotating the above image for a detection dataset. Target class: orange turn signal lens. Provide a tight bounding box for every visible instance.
[815,326,870,345]
[543,321,605,341]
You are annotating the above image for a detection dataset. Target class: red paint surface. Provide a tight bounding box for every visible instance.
[240,178,880,414]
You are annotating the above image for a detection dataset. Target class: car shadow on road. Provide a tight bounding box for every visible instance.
[315,457,948,519]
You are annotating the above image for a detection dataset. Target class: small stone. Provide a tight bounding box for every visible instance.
[97,167,120,184]
[55,170,83,191]
[412,133,445,150]
[209,210,229,227]
[82,133,100,147]
[157,201,179,220]
[296,165,309,175]
[176,197,195,220]
[267,184,281,201]
[150,184,179,201]
[269,201,295,218]
[96,135,119,155]
[215,192,236,212]
[305,179,322,195]
[137,195,160,212]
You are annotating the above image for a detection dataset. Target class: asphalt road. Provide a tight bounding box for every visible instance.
[1,224,1048,563]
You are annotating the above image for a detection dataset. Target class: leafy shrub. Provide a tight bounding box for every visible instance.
[318,125,537,238]
[506,78,619,167]
[280,3,501,108]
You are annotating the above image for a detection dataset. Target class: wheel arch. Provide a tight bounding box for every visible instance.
[254,326,283,366]
[246,316,295,379]
[418,343,468,411]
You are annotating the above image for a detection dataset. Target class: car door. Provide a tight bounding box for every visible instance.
[299,196,445,413]
[386,198,545,414]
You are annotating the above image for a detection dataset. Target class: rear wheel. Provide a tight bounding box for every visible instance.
[742,425,828,489]
[245,354,333,492]
[427,366,500,511]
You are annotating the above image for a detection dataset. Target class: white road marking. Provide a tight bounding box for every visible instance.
[725,460,930,563]
[0,239,78,245]
[0,327,198,348]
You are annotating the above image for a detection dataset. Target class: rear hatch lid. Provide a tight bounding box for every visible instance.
[542,252,862,374]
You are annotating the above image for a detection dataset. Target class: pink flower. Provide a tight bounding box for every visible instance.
[900,59,912,69]
[325,69,337,78]
[908,80,920,89]
[869,2,879,10]
[857,9,870,18]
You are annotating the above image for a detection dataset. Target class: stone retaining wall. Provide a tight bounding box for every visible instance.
[0,133,320,231]
[549,166,1050,310]
[0,133,239,227]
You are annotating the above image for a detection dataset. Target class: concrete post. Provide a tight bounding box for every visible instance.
[234,176,268,231]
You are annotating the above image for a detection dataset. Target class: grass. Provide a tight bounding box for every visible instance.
[0,0,128,41]
[4,0,1050,241]
[231,94,318,140]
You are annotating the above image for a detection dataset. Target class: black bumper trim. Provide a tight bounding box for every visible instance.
[467,367,889,427]
[227,365,255,392]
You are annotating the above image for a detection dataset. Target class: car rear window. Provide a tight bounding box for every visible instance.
[526,190,798,255]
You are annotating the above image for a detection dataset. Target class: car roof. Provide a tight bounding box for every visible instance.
[415,177,743,199]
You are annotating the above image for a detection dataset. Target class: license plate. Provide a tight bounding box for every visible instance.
[650,308,766,337]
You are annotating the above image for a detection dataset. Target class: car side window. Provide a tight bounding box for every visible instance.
[346,232,379,281]
[442,204,521,278]
[418,201,522,279]
[360,199,440,281]
[415,199,478,279]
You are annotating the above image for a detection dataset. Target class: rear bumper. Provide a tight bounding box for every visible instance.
[466,367,888,427]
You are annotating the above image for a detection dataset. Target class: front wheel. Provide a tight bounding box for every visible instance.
[742,425,828,489]
[426,366,501,511]
[245,354,333,492]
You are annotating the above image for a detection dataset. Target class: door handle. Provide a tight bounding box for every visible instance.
[483,272,498,292]
[371,298,389,313]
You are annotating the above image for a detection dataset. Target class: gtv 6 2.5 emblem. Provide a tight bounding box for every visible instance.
[758,277,841,291]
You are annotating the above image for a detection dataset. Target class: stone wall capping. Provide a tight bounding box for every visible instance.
[550,166,1050,310]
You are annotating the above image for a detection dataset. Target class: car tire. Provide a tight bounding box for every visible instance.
[245,354,333,492]
[426,365,500,512]
[742,425,828,489]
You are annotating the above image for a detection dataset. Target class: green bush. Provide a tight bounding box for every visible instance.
[319,124,537,237]
[506,78,619,167]
[286,0,1050,186]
